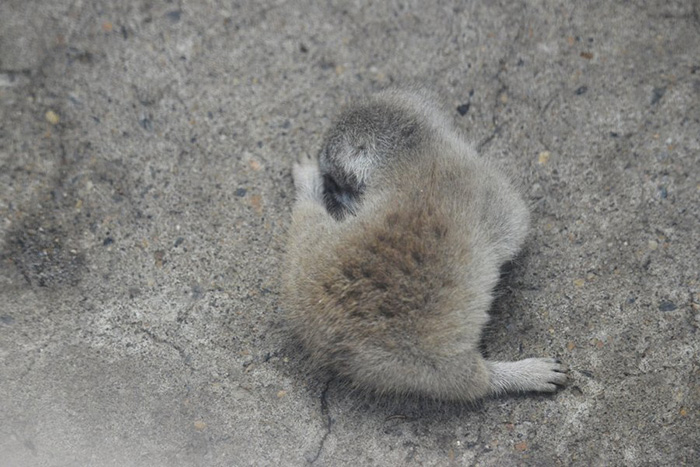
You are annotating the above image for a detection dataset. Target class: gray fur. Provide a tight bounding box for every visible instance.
[283,88,567,401]
[318,87,452,219]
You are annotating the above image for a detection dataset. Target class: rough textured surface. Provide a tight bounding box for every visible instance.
[1,1,698,466]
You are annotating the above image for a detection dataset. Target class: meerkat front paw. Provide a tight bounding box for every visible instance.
[292,153,323,202]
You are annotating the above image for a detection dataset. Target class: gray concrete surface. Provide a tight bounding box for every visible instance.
[1,1,698,465]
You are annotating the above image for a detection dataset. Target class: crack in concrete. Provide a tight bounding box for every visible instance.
[477,52,512,151]
[139,327,194,371]
[469,422,487,465]
[308,379,333,465]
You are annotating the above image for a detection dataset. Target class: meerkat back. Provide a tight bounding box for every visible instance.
[282,88,567,401]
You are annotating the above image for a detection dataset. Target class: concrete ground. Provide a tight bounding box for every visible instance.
[1,1,698,465]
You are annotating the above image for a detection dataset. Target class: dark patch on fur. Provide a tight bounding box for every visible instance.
[342,265,357,281]
[379,303,397,318]
[411,251,424,265]
[322,172,365,220]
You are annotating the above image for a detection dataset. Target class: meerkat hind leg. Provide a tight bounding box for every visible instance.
[432,356,568,400]
[367,352,567,401]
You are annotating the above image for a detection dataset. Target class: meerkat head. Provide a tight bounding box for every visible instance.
[319,101,422,219]
[318,127,375,219]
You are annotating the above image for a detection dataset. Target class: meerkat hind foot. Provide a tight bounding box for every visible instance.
[487,358,568,395]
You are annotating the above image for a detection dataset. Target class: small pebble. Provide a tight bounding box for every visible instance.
[250,194,263,214]
[456,103,470,116]
[249,159,262,171]
[45,110,60,125]
[154,250,165,268]
[514,441,528,452]
[538,151,551,165]
[0,315,15,325]
[648,240,658,250]
[139,117,153,131]
[166,10,182,22]
[651,87,666,105]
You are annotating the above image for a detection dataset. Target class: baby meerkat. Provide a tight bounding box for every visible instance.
[282,88,567,401]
